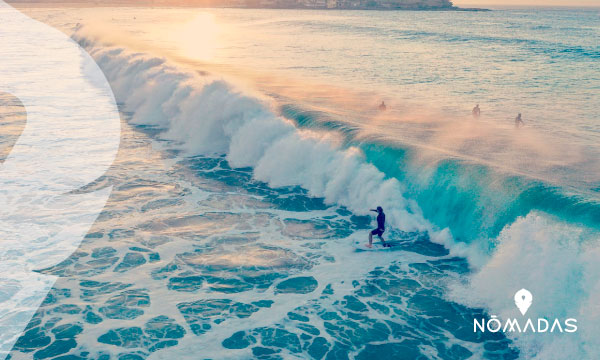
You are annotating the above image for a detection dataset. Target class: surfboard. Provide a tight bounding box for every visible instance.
[352,238,402,251]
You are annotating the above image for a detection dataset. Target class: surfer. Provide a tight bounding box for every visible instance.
[367,206,388,248]
[472,104,481,118]
[515,113,524,128]
[378,101,387,111]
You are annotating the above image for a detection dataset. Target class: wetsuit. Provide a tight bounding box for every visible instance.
[371,212,385,237]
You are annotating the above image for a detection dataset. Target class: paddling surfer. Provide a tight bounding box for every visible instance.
[472,104,481,118]
[515,113,524,128]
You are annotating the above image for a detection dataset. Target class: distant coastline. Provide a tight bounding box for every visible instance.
[7,0,490,11]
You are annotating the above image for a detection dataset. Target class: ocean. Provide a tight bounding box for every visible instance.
[2,3,600,360]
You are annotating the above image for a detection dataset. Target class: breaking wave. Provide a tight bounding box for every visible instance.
[75,32,600,359]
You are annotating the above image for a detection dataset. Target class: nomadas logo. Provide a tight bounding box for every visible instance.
[474,289,578,333]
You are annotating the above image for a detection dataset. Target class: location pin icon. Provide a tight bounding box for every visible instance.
[514,288,533,316]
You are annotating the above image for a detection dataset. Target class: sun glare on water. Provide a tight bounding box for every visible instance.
[168,12,221,61]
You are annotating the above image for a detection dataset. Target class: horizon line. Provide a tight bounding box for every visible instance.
[6,0,600,8]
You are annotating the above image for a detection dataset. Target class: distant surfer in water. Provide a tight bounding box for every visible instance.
[515,113,524,128]
[472,104,481,118]
[378,101,387,111]
[367,206,388,248]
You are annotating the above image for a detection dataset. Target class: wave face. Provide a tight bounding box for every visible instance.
[280,103,600,360]
[281,92,600,359]
[282,105,600,246]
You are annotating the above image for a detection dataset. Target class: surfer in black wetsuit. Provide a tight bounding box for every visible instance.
[472,104,481,118]
[367,206,388,248]
[515,113,524,128]
[378,101,387,111]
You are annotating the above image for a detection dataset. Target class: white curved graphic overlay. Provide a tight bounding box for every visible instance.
[0,2,120,358]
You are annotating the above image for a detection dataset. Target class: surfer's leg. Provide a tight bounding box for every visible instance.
[367,230,374,248]
[379,234,388,247]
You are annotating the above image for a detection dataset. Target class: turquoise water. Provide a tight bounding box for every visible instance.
[3,5,600,360]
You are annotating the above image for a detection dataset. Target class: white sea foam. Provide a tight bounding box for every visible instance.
[450,213,600,359]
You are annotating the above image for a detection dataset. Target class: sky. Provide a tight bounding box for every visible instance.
[454,0,600,6]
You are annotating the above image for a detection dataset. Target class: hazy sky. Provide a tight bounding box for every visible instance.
[7,0,600,6]
[454,0,600,6]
